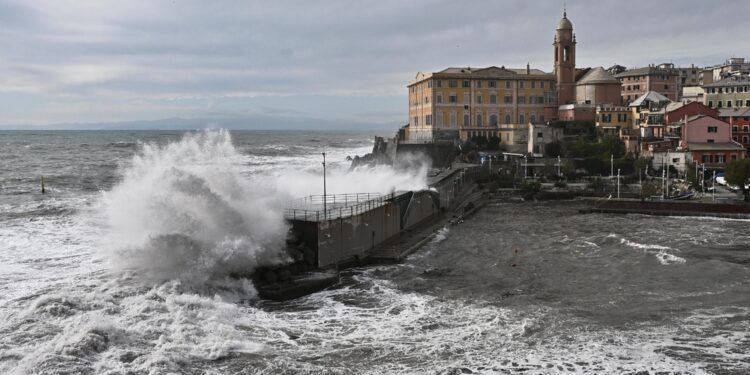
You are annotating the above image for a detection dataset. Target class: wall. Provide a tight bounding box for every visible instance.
[682,116,732,144]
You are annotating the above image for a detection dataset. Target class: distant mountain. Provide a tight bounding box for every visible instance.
[0,115,402,131]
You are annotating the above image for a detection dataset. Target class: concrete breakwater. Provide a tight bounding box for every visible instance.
[255,165,482,300]
[580,199,750,219]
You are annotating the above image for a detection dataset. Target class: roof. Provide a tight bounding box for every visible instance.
[614,66,679,79]
[436,66,552,76]
[576,67,620,85]
[629,91,671,107]
[703,75,750,88]
[718,107,750,117]
[557,13,573,30]
[686,142,745,151]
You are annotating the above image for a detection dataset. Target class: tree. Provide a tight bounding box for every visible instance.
[486,136,500,151]
[634,157,650,177]
[545,141,562,157]
[725,159,750,201]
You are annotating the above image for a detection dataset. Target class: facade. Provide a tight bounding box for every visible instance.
[680,115,745,167]
[630,91,671,140]
[527,123,563,156]
[407,66,556,142]
[575,67,621,105]
[680,86,704,103]
[558,103,595,121]
[703,75,750,110]
[614,66,680,104]
[596,105,631,135]
[718,107,750,154]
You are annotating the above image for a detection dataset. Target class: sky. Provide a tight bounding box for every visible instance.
[0,0,748,129]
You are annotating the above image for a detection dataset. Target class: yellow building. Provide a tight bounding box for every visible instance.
[595,105,632,135]
[407,66,557,144]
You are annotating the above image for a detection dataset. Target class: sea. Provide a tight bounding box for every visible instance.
[0,129,749,374]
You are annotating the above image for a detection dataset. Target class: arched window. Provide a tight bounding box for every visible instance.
[505,114,511,124]
[490,94,497,104]
[476,113,483,127]
[463,113,470,127]
[489,114,498,126]
[563,46,570,62]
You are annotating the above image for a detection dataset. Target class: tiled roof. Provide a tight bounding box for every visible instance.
[687,142,745,151]
[614,66,679,78]
[577,67,620,85]
[704,76,750,88]
[629,91,671,106]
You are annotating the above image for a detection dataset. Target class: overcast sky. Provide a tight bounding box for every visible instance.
[0,0,748,129]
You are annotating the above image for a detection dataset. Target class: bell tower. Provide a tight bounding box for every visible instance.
[553,9,576,105]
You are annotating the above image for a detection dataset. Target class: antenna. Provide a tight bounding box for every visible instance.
[563,1,567,17]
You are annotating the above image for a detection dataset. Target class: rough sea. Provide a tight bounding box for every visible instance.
[0,129,749,374]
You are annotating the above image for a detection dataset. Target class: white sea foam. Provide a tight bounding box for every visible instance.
[620,238,686,265]
[102,129,290,284]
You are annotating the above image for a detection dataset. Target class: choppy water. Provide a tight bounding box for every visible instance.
[1,130,749,374]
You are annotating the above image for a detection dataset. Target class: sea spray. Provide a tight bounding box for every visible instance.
[102,129,289,284]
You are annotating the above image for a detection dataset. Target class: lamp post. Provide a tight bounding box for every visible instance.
[322,152,327,220]
[617,168,621,199]
[610,154,613,179]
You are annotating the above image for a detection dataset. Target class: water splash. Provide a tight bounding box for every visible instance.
[102,129,289,284]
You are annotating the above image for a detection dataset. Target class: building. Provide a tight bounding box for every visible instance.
[528,122,563,156]
[558,103,595,121]
[718,107,750,154]
[630,91,671,140]
[680,86,704,103]
[673,64,703,88]
[664,101,717,125]
[575,67,622,105]
[596,105,631,135]
[406,66,556,143]
[706,57,750,83]
[703,75,750,110]
[615,65,680,104]
[680,115,745,167]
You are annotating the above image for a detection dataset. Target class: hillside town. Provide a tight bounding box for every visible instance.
[401,10,750,201]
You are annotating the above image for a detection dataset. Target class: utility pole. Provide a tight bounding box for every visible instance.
[557,155,561,177]
[712,170,716,202]
[610,154,614,179]
[322,152,327,220]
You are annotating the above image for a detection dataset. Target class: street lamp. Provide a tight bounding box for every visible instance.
[322,152,327,220]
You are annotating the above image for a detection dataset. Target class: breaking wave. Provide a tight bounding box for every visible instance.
[102,129,289,285]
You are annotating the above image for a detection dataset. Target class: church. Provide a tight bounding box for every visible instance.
[405,11,620,145]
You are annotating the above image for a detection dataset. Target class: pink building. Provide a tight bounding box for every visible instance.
[680,115,745,167]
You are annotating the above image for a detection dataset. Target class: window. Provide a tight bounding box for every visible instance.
[563,46,569,62]
[463,113,470,126]
[518,96,526,104]
[436,112,443,127]
[664,84,668,89]
[425,96,429,104]
[425,114,432,125]
[737,100,743,107]
[537,132,543,138]
[746,100,750,107]
[540,115,545,122]
[427,81,433,88]
[489,80,497,88]
[733,125,738,132]
[476,81,482,88]
[531,81,536,89]
[519,81,525,89]
[718,101,723,108]
[529,96,537,104]
[745,126,750,132]
[476,113,482,127]
[450,111,456,127]
[744,136,749,144]
[538,96,544,104]
[707,139,714,143]
[476,95,482,104]
[708,100,713,107]
[490,114,498,126]
[462,80,470,88]
[504,96,513,104]
[540,81,545,88]
[505,114,511,124]
[717,155,725,163]
[672,158,679,163]
[530,113,537,123]
[449,95,457,103]
[413,116,418,126]
[464,93,470,104]
[727,101,732,108]
[519,113,525,124]
[490,94,497,104]
[449,80,457,88]
[505,81,511,89]
[436,80,442,88]
[702,155,710,163]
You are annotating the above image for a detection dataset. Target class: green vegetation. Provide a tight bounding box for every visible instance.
[519,180,541,200]
[641,181,659,200]
[725,159,750,201]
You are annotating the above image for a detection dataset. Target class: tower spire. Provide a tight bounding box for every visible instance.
[563,2,567,18]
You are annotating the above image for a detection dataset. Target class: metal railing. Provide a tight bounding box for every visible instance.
[284,193,395,222]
